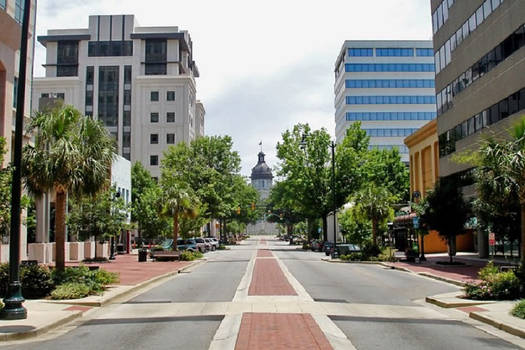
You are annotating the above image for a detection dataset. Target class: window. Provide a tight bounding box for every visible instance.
[123,152,130,161]
[123,132,131,148]
[0,0,5,10]
[345,79,434,89]
[167,134,175,144]
[88,41,133,57]
[416,48,433,56]
[376,48,414,56]
[346,112,436,121]
[145,39,167,75]
[150,134,158,144]
[492,0,500,10]
[167,91,175,101]
[14,0,23,24]
[348,48,373,56]
[150,155,158,166]
[476,6,484,27]
[345,63,434,72]
[150,91,159,101]
[150,112,159,123]
[167,112,175,123]
[98,66,119,127]
[483,0,492,19]
[346,95,435,105]
[57,41,79,77]
[469,13,477,33]
[123,111,131,126]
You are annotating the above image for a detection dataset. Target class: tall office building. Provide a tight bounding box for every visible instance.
[34,15,205,178]
[334,40,437,162]
[0,0,36,164]
[433,0,525,181]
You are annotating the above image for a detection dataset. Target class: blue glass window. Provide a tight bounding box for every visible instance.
[348,48,373,57]
[416,48,434,56]
[0,0,6,10]
[345,63,435,72]
[346,112,436,121]
[364,129,418,137]
[376,48,414,56]
[346,95,436,104]
[345,79,435,89]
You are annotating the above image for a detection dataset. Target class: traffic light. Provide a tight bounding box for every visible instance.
[251,202,255,211]
[236,207,241,215]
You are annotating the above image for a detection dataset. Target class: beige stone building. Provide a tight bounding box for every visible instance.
[432,0,525,179]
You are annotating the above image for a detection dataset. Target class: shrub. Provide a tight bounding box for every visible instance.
[217,245,229,250]
[51,282,91,300]
[465,266,520,300]
[361,243,381,259]
[512,300,525,319]
[193,251,203,259]
[180,251,196,261]
[20,264,54,299]
[92,269,119,286]
[302,243,310,250]
[479,261,499,280]
[340,252,362,261]
[0,263,8,297]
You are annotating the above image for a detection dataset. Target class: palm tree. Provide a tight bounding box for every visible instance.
[160,179,197,251]
[22,105,115,271]
[481,117,525,262]
[354,185,394,244]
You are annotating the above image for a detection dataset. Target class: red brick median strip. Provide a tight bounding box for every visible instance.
[257,249,274,258]
[235,313,332,350]
[249,259,297,295]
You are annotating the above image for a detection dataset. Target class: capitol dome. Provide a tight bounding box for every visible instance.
[250,152,273,181]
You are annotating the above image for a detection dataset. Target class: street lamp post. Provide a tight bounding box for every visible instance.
[109,191,121,260]
[1,0,31,320]
[330,141,338,259]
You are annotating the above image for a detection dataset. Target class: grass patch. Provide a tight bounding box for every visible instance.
[512,300,525,319]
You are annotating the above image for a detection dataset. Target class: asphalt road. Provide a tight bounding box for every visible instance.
[0,248,250,350]
[275,247,520,350]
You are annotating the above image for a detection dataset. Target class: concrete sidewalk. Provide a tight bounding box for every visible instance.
[0,256,203,341]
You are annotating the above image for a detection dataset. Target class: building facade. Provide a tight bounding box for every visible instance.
[432,0,525,179]
[334,40,437,162]
[33,14,205,178]
[0,0,36,165]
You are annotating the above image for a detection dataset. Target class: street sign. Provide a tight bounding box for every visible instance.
[412,216,419,229]
[489,232,496,246]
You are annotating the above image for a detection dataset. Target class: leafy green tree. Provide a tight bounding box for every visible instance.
[338,205,371,246]
[131,162,156,221]
[0,137,11,237]
[353,185,395,244]
[267,181,304,236]
[134,186,171,240]
[276,123,332,240]
[22,106,114,271]
[68,186,128,257]
[362,148,409,201]
[420,178,470,263]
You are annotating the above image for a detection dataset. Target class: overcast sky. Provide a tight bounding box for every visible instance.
[34,0,433,177]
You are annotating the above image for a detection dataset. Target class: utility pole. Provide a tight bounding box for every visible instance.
[1,0,32,320]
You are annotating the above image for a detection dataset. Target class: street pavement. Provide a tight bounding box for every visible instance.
[0,237,523,349]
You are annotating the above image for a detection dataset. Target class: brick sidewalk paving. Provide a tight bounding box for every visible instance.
[248,258,296,296]
[235,313,332,350]
[256,249,274,257]
[385,258,482,284]
[65,254,191,285]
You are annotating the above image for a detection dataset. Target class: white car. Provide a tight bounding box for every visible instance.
[206,237,220,250]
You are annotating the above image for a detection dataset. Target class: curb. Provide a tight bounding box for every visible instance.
[425,295,490,308]
[416,272,467,287]
[0,311,83,342]
[470,311,525,339]
[0,258,207,341]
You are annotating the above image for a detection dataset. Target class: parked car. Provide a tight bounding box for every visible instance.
[324,242,334,256]
[335,244,361,256]
[207,237,220,249]
[193,238,208,252]
[204,238,217,251]
[311,240,324,252]
[176,239,198,252]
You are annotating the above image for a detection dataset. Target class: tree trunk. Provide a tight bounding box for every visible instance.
[55,189,67,272]
[521,203,525,264]
[173,208,179,251]
[322,215,328,241]
[372,219,378,245]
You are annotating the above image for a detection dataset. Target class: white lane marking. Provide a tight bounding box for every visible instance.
[208,314,243,350]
